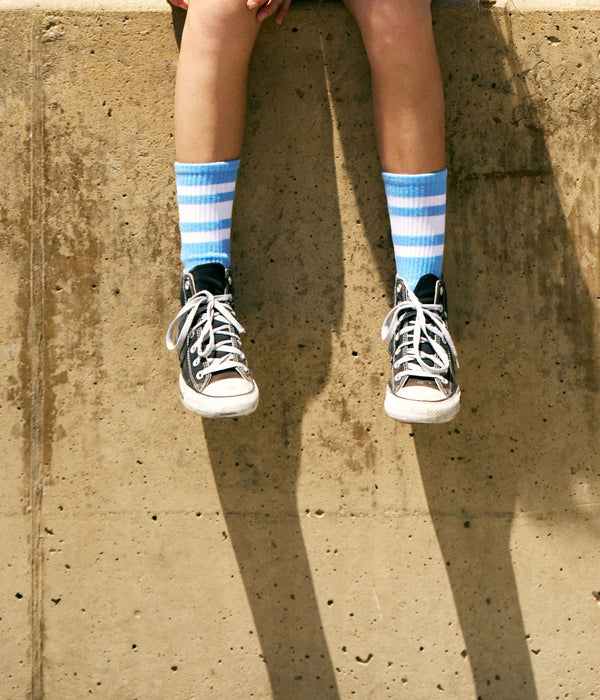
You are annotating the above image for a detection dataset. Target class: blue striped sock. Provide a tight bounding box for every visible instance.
[175,159,240,273]
[383,169,447,291]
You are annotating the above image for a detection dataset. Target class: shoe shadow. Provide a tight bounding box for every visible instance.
[172,8,344,698]
[330,5,600,699]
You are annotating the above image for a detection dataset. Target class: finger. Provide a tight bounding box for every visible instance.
[255,0,283,22]
[274,0,292,24]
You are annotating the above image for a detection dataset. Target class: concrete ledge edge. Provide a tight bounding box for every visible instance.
[3,1,168,10]
[2,0,599,11]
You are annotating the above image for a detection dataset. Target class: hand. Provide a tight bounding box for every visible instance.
[246,0,292,25]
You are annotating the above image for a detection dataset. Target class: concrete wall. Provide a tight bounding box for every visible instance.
[1,1,599,698]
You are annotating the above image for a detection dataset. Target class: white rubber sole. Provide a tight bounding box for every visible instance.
[179,374,259,418]
[384,386,461,424]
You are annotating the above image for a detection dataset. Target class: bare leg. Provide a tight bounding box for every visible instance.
[344,0,459,423]
[175,0,261,163]
[168,1,266,418]
[342,0,445,173]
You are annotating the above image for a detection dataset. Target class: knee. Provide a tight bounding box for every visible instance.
[352,0,434,61]
[184,0,258,51]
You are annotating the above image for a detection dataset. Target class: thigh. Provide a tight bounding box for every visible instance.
[342,0,435,59]
[342,0,433,38]
[182,0,261,51]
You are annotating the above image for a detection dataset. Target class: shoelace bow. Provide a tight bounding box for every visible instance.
[166,291,247,378]
[381,287,459,384]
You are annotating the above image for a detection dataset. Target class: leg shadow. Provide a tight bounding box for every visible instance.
[419,9,599,697]
[172,8,344,698]
[169,4,186,49]
[328,4,600,699]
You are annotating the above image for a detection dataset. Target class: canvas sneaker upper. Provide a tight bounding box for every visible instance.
[381,274,460,423]
[166,264,259,418]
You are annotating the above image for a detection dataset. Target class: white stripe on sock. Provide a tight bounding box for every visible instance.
[393,244,445,258]
[181,229,231,244]
[386,193,446,208]
[389,214,446,235]
[177,182,236,196]
[178,201,234,223]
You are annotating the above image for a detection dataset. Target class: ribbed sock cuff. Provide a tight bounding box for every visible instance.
[383,169,447,291]
[175,160,240,273]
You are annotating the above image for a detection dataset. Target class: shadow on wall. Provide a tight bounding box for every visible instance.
[172,4,344,698]
[420,8,600,699]
[171,3,599,700]
[333,5,599,700]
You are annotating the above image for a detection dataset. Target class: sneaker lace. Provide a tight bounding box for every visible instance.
[381,287,459,384]
[166,290,248,378]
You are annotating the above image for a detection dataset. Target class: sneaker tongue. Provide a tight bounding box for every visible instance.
[189,263,227,296]
[413,274,438,305]
[412,275,443,361]
[212,319,234,358]
[196,314,238,364]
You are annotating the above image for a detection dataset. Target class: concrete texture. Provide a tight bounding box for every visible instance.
[1,1,599,698]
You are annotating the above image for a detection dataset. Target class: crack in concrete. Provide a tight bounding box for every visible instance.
[28,13,45,700]
[458,167,554,182]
